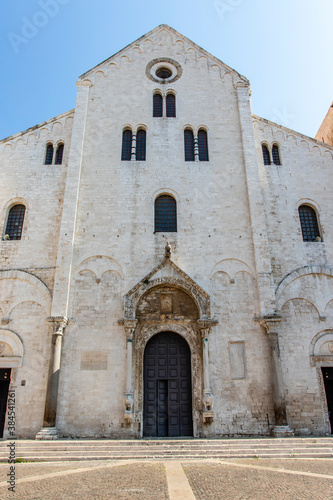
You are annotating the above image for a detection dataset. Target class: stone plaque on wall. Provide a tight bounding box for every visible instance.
[80,351,108,370]
[229,342,245,379]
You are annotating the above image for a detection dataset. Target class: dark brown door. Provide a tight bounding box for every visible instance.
[143,332,193,437]
[322,367,333,433]
[0,369,11,438]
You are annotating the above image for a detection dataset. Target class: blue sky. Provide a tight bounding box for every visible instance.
[1,0,332,140]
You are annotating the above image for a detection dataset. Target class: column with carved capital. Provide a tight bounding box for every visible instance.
[260,315,293,437]
[198,320,216,424]
[36,317,68,440]
[120,320,137,424]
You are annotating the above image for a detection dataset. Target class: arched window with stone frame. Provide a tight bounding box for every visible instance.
[262,144,271,165]
[198,129,209,161]
[4,204,26,240]
[272,143,281,165]
[166,93,176,117]
[298,204,321,242]
[184,129,195,161]
[154,195,177,232]
[136,129,146,161]
[55,143,64,165]
[153,92,163,117]
[45,143,54,165]
[121,128,132,161]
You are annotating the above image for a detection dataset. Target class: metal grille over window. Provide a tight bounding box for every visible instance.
[121,129,132,160]
[154,195,177,232]
[55,144,64,165]
[5,205,26,240]
[45,144,53,165]
[184,129,194,161]
[272,144,281,165]
[262,145,270,165]
[166,94,176,117]
[298,205,321,241]
[198,129,209,161]
[153,93,163,117]
[136,130,146,161]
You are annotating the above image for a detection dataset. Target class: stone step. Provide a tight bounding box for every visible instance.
[1,448,332,457]
[1,444,332,453]
[1,437,333,461]
[2,438,333,447]
[1,452,333,461]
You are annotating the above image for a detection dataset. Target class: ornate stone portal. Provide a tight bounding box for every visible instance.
[119,244,217,436]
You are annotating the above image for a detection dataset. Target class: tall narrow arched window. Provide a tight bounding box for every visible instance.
[298,205,321,241]
[136,129,146,161]
[272,144,281,165]
[262,144,270,165]
[166,94,176,117]
[5,204,26,240]
[198,129,209,161]
[45,144,53,165]
[184,129,194,161]
[55,144,64,165]
[153,93,163,117]
[121,129,132,161]
[154,195,177,232]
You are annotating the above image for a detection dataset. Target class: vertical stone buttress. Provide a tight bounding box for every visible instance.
[236,83,293,435]
[36,81,91,439]
[235,82,276,316]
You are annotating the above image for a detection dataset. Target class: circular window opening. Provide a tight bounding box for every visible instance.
[156,67,172,79]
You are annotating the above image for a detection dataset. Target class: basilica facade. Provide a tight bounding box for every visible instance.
[0,25,333,439]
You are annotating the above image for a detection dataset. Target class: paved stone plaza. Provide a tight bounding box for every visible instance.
[0,458,332,499]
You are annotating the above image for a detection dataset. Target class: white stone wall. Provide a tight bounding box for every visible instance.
[254,117,333,434]
[0,26,332,438]
[0,111,73,437]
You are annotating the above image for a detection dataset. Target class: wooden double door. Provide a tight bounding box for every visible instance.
[143,332,193,437]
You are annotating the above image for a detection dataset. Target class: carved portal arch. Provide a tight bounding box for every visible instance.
[120,251,217,437]
[124,257,211,321]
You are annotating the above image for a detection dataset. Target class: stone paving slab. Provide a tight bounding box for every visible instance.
[183,462,333,500]
[227,458,333,476]
[0,460,108,480]
[0,462,169,500]
[1,459,333,499]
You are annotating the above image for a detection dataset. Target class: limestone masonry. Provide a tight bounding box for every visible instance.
[0,25,333,439]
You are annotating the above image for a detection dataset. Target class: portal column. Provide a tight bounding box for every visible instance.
[121,320,137,424]
[36,316,68,440]
[260,315,293,437]
[198,321,216,424]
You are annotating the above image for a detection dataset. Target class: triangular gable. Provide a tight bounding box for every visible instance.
[79,24,248,84]
[124,250,212,321]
